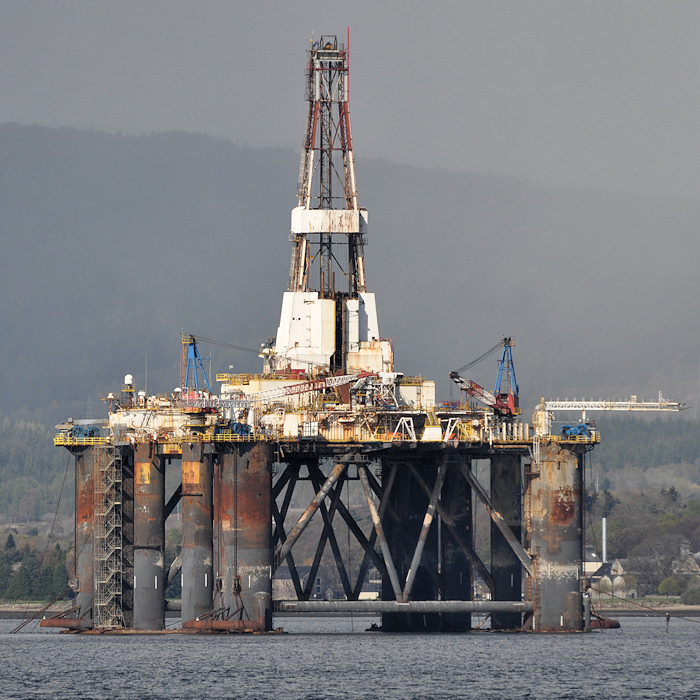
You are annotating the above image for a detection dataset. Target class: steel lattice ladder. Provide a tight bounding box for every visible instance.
[93,447,124,629]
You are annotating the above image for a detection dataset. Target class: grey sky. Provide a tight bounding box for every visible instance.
[2,1,698,199]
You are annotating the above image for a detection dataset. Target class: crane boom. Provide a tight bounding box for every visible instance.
[533,393,685,438]
[544,394,685,411]
[450,338,519,417]
[449,372,514,416]
[542,393,685,415]
[180,372,375,409]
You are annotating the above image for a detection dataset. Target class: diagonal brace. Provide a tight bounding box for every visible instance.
[402,460,448,602]
[408,463,494,592]
[274,462,347,564]
[457,460,534,577]
[359,465,403,602]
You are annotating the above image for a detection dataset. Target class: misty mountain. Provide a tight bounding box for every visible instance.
[1,123,699,426]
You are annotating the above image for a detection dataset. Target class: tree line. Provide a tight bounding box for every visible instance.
[0,531,70,601]
[593,416,700,473]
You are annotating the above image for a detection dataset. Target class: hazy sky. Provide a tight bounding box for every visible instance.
[2,1,699,199]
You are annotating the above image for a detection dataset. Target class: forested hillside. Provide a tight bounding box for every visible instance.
[0,123,698,536]
[597,417,700,469]
[0,124,295,424]
[2,124,700,425]
[0,417,71,520]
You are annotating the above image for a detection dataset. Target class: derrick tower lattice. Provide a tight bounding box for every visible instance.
[290,33,366,297]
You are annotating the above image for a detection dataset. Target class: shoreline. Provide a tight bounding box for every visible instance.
[0,603,72,620]
[595,603,700,618]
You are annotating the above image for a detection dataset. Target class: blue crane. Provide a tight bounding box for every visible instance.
[450,337,520,417]
[182,334,212,392]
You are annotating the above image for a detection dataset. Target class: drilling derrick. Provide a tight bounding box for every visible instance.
[46,32,689,638]
[269,35,387,376]
[293,34,364,295]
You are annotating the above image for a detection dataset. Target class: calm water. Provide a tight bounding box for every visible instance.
[1,616,698,699]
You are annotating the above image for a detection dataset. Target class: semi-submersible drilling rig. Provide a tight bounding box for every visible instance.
[46,35,682,634]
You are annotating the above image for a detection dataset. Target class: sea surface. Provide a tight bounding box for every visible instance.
[1,615,698,699]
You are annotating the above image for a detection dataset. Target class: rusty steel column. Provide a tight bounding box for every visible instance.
[181,442,213,622]
[216,442,273,630]
[73,447,95,621]
[133,441,165,630]
[490,454,523,630]
[121,449,134,628]
[526,442,584,632]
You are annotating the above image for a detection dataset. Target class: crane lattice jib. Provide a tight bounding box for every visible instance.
[533,394,685,438]
[180,373,369,409]
[542,397,684,412]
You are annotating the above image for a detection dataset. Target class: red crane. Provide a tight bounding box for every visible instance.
[450,338,519,417]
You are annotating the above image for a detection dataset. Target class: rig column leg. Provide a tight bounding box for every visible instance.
[74,447,95,621]
[526,443,584,632]
[121,449,134,628]
[217,442,273,630]
[133,441,165,630]
[490,454,523,630]
[181,442,213,622]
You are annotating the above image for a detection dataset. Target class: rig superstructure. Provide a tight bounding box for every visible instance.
[46,35,683,634]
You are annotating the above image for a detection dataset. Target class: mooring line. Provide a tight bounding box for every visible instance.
[10,451,73,634]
